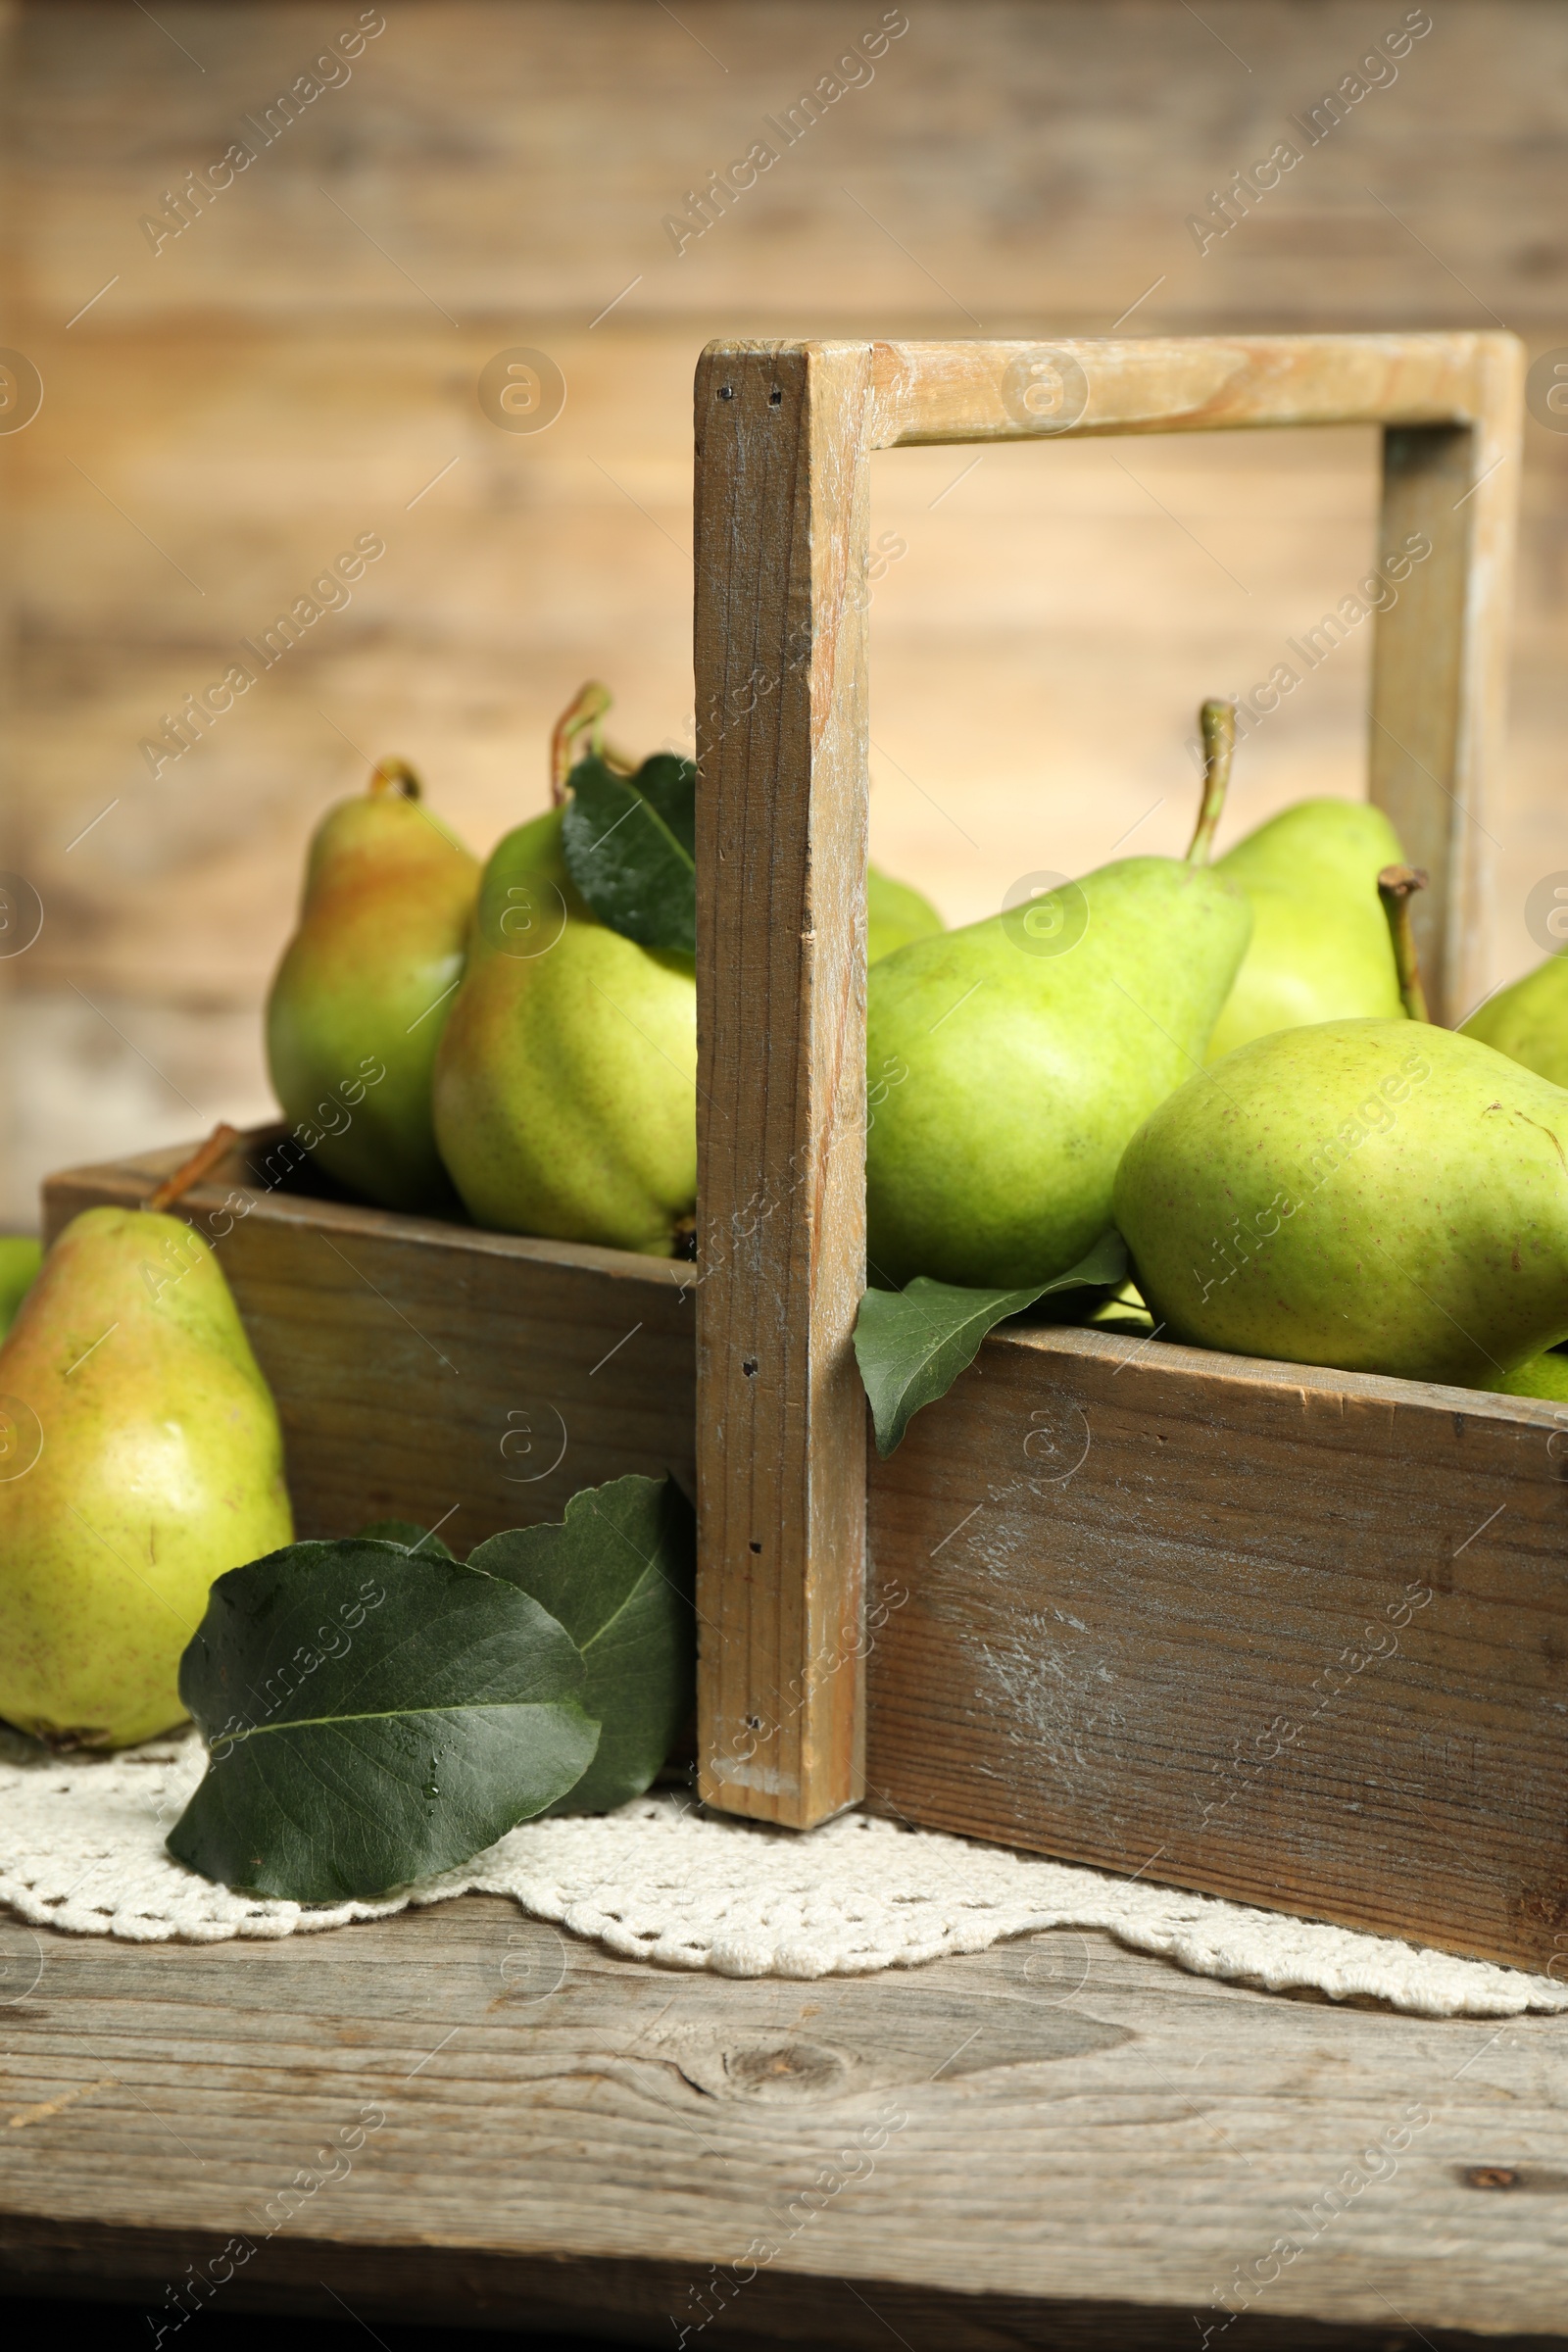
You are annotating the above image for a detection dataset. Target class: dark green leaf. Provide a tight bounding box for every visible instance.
[561,753,697,954]
[628,754,697,858]
[168,1540,597,1901]
[469,1474,695,1814]
[357,1518,459,1560]
[855,1232,1129,1459]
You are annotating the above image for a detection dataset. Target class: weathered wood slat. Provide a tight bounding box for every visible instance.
[1,1897,1565,2343]
[866,1319,1568,1976]
[870,331,1521,447]
[694,343,872,1827]
[1368,336,1523,1023]
[43,1139,696,1550]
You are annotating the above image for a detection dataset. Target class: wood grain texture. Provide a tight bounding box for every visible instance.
[866,1320,1568,1978]
[1,1896,1566,2343]
[870,331,1525,445]
[694,343,871,1827]
[42,1138,695,1550]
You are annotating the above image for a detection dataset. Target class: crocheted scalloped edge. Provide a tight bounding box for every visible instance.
[2,1741,1564,2020]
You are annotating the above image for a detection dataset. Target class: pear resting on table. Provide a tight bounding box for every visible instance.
[0,1148,291,1750]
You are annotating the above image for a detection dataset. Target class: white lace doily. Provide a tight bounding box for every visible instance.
[2,1734,1565,2020]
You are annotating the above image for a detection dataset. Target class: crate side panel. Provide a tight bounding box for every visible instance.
[866,1327,1568,1975]
[44,1160,696,1548]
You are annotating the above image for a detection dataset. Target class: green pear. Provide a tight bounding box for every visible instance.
[0,1206,292,1748]
[1081,1278,1155,1337]
[267,760,479,1214]
[0,1237,41,1341]
[1461,956,1568,1088]
[1488,1347,1568,1402]
[1114,1018,1568,1386]
[431,807,697,1254]
[1204,799,1406,1062]
[868,864,943,965]
[865,702,1253,1289]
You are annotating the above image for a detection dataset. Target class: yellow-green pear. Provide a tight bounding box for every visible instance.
[0,1205,292,1748]
[267,759,478,1213]
[868,864,943,965]
[865,702,1252,1289]
[1461,956,1568,1087]
[431,805,697,1255]
[1488,1347,1568,1402]
[1204,798,1406,1062]
[1116,866,1568,1385]
[1115,1019,1568,1386]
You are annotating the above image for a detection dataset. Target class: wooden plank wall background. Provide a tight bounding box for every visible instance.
[1,0,1564,1226]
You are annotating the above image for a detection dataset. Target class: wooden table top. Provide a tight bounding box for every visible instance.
[1,1894,1564,2348]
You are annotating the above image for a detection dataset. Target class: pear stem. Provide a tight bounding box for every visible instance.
[368,759,420,801]
[1185,700,1236,866]
[146,1124,242,1214]
[1378,863,1431,1023]
[550,681,614,805]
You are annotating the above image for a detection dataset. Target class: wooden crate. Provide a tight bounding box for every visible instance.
[44,1133,695,1550]
[690,331,1568,1977]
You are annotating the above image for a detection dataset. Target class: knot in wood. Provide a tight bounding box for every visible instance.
[723,2039,852,2099]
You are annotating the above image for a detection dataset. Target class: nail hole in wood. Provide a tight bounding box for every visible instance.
[743,1357,758,1376]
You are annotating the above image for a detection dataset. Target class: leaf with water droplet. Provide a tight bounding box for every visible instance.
[168,1540,597,1900]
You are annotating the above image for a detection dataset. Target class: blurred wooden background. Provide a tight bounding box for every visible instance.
[1,0,1565,1225]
